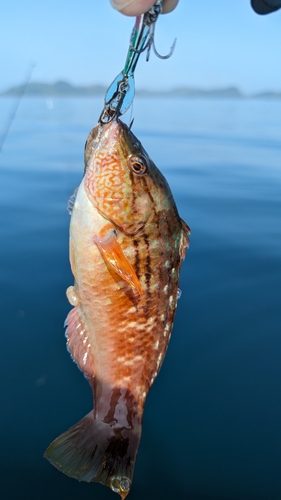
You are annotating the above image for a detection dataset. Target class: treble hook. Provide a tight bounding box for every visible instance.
[130,21,176,61]
[130,3,176,62]
[98,0,176,125]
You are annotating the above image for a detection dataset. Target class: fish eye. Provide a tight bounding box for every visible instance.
[129,155,147,175]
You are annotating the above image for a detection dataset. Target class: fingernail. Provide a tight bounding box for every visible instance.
[110,0,135,11]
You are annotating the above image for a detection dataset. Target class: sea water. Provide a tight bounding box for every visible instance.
[0,96,281,499]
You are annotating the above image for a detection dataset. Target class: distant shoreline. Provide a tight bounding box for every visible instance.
[1,80,281,100]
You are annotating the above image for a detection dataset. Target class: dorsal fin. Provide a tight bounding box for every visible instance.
[179,218,191,261]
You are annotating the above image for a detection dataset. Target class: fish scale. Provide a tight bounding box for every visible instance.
[45,119,190,499]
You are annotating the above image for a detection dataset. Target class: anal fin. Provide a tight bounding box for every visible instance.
[65,307,95,379]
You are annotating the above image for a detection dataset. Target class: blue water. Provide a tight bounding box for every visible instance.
[1,96,281,500]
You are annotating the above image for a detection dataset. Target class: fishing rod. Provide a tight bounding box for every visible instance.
[0,63,35,153]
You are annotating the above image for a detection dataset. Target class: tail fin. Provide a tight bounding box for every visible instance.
[44,411,141,499]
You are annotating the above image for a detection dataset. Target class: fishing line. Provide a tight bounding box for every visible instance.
[0,63,35,154]
[129,101,135,130]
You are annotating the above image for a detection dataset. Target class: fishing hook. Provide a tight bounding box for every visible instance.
[129,8,176,62]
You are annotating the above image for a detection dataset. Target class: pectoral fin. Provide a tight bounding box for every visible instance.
[67,187,79,215]
[94,230,142,295]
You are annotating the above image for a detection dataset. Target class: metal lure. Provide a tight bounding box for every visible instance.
[98,0,176,125]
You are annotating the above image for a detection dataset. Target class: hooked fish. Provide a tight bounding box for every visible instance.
[44,119,190,498]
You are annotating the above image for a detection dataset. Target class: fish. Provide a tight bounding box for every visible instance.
[44,118,190,499]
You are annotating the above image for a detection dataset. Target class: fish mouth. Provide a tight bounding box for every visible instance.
[101,119,135,147]
[100,119,141,159]
[102,119,122,138]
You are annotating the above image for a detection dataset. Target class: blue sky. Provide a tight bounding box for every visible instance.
[1,0,280,94]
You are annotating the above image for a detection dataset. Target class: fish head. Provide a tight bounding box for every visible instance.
[84,119,173,235]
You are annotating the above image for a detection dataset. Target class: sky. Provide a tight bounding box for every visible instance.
[0,0,281,95]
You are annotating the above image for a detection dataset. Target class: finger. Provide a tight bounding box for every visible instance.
[110,0,156,16]
[162,0,179,14]
[110,0,179,16]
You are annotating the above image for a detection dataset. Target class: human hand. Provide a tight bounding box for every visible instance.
[110,0,179,16]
